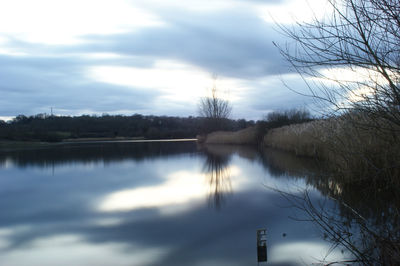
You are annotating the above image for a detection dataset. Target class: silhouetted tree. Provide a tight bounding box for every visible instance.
[198,80,232,133]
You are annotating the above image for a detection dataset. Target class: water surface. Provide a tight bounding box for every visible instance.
[0,141,352,265]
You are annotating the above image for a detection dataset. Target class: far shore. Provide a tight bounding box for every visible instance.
[0,138,198,152]
[62,136,145,142]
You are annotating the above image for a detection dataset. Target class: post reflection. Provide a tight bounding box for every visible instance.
[200,145,233,210]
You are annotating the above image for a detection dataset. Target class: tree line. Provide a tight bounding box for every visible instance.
[0,113,256,142]
[0,109,315,143]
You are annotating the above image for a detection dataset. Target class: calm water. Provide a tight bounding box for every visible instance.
[0,141,353,265]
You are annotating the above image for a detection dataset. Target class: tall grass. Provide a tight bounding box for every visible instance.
[263,115,400,181]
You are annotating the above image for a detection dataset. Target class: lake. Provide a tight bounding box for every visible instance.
[0,140,371,265]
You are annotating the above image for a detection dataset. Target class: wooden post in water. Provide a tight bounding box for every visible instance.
[257,228,267,264]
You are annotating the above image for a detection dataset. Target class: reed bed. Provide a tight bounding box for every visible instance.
[265,116,400,265]
[204,126,258,145]
[263,116,400,181]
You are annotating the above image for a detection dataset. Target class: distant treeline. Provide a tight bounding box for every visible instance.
[0,114,255,142]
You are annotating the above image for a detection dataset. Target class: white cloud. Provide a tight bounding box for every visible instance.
[318,66,391,86]
[313,66,395,104]
[134,0,244,12]
[0,36,7,45]
[0,36,28,56]
[0,116,14,122]
[260,0,331,24]
[88,60,243,104]
[0,0,164,45]
[269,241,350,264]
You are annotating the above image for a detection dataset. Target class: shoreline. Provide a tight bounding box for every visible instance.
[0,138,198,152]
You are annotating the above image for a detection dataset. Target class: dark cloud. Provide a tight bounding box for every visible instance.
[0,54,159,116]
[79,8,289,79]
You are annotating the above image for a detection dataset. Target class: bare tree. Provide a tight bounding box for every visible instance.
[276,0,400,132]
[198,78,232,133]
[199,86,231,120]
[273,2,400,264]
[275,0,400,183]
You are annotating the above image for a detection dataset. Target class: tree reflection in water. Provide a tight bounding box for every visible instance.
[280,189,400,265]
[261,148,400,265]
[200,145,233,210]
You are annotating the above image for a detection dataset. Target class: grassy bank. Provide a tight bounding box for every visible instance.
[202,126,258,145]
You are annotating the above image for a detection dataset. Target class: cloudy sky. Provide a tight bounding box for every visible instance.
[0,0,330,121]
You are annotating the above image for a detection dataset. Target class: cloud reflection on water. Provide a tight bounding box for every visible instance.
[269,241,346,265]
[0,233,169,266]
[0,141,347,265]
[98,164,242,215]
[98,170,206,213]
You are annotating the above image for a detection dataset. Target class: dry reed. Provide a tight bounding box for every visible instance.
[263,116,400,181]
[204,126,258,145]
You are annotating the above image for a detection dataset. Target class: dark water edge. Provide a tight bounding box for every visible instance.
[0,140,199,168]
[0,141,398,265]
